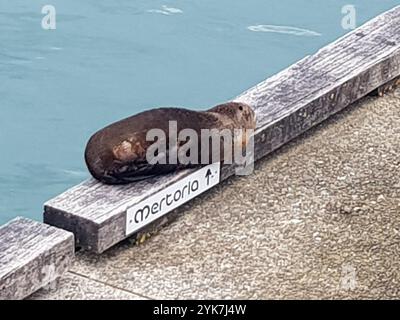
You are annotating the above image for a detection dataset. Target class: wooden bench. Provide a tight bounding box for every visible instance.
[44,6,400,253]
[0,217,74,300]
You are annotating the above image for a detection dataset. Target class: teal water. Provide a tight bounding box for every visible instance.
[0,0,398,224]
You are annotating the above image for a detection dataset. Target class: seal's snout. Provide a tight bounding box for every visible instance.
[239,103,256,130]
[230,102,256,129]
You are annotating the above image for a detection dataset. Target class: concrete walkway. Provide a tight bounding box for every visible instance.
[31,88,400,300]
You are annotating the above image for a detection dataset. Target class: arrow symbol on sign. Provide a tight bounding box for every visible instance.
[205,169,212,185]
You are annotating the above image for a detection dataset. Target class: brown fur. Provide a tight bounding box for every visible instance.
[85,102,256,184]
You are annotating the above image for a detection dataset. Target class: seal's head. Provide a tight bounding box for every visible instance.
[208,102,256,130]
[207,102,256,150]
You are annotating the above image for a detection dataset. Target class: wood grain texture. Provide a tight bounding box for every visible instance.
[44,6,400,253]
[0,217,74,300]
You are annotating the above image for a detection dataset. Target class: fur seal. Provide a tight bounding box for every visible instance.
[85,102,256,184]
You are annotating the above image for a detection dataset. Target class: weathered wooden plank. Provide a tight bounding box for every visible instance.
[0,217,74,300]
[44,6,400,253]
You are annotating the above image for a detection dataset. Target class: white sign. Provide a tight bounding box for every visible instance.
[126,162,220,236]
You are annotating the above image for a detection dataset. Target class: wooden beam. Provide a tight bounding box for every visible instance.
[44,6,400,253]
[0,217,74,300]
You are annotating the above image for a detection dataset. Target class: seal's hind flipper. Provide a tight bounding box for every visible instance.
[118,174,158,183]
[103,161,181,185]
[99,172,159,185]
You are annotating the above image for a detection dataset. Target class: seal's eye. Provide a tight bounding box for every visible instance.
[238,105,243,111]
